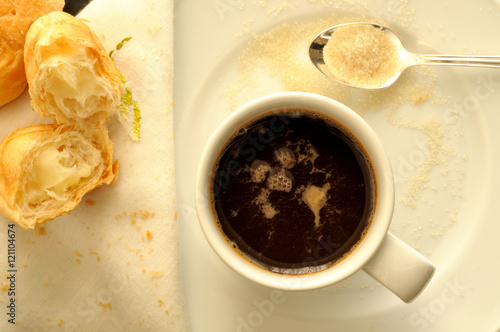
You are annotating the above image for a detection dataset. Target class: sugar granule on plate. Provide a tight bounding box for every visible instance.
[396,117,449,208]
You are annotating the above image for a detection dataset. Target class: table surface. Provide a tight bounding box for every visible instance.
[55,1,500,331]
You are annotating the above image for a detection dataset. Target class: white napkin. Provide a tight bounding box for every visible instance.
[0,0,189,331]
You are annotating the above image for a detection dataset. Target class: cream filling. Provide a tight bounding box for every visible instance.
[49,62,107,112]
[26,145,93,202]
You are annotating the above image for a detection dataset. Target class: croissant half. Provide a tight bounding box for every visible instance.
[0,124,118,229]
[0,0,64,107]
[24,11,124,124]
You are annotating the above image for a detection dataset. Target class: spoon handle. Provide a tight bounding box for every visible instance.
[418,54,500,68]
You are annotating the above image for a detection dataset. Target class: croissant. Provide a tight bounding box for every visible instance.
[0,124,118,229]
[0,0,64,107]
[24,11,124,125]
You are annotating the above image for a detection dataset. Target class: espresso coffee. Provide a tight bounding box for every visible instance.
[210,108,376,274]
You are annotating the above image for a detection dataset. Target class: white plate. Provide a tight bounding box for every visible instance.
[174,1,500,331]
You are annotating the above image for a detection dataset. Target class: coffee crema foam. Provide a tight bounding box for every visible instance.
[210,108,376,275]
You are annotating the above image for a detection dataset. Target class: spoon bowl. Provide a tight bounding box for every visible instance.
[310,22,500,89]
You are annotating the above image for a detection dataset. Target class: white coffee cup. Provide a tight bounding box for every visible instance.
[195,92,435,303]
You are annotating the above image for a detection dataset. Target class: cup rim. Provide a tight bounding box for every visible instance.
[195,91,395,291]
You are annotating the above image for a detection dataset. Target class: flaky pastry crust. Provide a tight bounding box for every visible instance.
[0,0,64,107]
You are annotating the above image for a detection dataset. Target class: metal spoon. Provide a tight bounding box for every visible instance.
[309,22,500,89]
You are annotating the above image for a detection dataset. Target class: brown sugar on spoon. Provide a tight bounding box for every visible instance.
[323,24,401,89]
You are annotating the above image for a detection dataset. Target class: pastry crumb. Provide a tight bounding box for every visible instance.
[99,301,112,310]
[147,270,164,277]
[34,226,46,236]
[140,210,154,219]
[89,249,100,262]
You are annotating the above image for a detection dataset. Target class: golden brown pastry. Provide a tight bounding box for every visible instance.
[0,124,118,229]
[24,11,124,125]
[0,0,65,107]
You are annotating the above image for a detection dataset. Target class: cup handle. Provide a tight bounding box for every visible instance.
[362,232,435,303]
